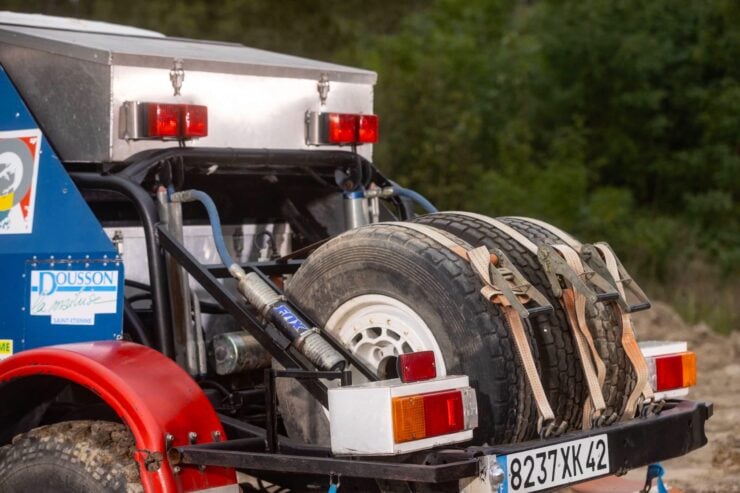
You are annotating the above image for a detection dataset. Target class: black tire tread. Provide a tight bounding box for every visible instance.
[413,213,586,430]
[499,217,637,418]
[286,223,538,443]
[0,420,142,493]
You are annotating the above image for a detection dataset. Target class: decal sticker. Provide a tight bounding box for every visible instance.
[0,340,13,360]
[274,303,309,335]
[0,129,41,234]
[30,270,119,325]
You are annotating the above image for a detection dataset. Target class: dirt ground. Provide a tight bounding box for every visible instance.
[566,301,740,492]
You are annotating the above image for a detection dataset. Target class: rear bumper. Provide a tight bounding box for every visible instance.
[172,399,711,486]
[470,399,712,478]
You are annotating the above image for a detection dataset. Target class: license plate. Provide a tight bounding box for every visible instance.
[496,434,609,492]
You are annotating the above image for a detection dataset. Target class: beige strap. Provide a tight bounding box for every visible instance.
[508,216,582,250]
[467,246,555,424]
[385,222,557,427]
[594,243,654,419]
[553,245,607,428]
[446,211,539,254]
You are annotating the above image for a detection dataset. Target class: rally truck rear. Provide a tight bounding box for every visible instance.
[0,11,709,493]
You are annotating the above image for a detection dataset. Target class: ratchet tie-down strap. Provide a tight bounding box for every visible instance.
[385,222,563,437]
[551,245,608,429]
[504,216,658,420]
[443,213,608,428]
[592,243,656,419]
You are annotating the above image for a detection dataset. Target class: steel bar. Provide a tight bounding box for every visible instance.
[70,172,174,358]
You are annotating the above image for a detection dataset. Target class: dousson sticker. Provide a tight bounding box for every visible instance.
[0,129,41,235]
[30,270,119,325]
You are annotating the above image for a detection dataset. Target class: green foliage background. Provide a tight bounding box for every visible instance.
[6,0,738,331]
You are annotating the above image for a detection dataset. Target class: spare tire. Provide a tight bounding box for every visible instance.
[283,222,539,445]
[497,216,636,419]
[413,212,586,430]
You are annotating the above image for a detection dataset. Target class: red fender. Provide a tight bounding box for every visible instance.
[0,341,237,493]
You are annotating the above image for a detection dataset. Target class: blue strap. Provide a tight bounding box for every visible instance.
[645,463,668,493]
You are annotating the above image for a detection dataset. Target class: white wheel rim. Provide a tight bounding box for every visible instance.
[325,294,446,382]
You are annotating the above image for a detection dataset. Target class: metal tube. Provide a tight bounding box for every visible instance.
[120,147,375,184]
[123,299,152,347]
[212,332,272,375]
[70,172,174,359]
[237,273,345,371]
[192,291,208,376]
[343,190,369,229]
[158,188,198,375]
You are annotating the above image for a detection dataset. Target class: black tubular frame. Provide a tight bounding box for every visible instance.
[71,147,386,401]
[70,172,175,358]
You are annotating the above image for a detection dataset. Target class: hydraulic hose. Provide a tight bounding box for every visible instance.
[169,190,243,278]
[390,182,438,213]
[169,189,345,372]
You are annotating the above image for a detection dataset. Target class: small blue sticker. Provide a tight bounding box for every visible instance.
[273,304,309,334]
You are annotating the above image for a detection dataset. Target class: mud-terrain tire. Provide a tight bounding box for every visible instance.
[413,212,586,430]
[283,223,541,445]
[0,420,142,493]
[498,216,636,419]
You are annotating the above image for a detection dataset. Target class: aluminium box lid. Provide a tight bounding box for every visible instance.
[0,12,377,84]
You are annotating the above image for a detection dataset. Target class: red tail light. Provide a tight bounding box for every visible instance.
[398,351,437,383]
[393,390,465,443]
[328,113,358,143]
[654,351,696,391]
[358,114,379,143]
[182,104,208,138]
[147,103,180,138]
[120,101,209,140]
[306,111,379,146]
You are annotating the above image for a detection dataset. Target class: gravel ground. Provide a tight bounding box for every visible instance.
[625,302,740,493]
[563,301,740,492]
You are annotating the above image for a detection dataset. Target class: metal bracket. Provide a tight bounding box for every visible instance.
[317,73,330,105]
[581,242,652,313]
[487,248,553,319]
[537,244,620,304]
[264,368,351,454]
[170,58,185,96]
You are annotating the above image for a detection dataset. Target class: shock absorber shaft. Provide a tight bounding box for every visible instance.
[170,189,346,372]
[236,272,345,372]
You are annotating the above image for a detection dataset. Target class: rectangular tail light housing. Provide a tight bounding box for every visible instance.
[306,111,378,146]
[120,101,208,140]
[392,389,465,443]
[328,375,477,455]
[640,341,697,398]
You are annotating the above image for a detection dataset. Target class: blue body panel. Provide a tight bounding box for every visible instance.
[0,66,123,354]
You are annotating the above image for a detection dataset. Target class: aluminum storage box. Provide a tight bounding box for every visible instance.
[0,13,377,163]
